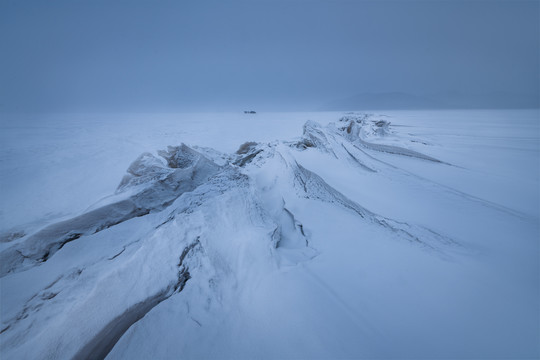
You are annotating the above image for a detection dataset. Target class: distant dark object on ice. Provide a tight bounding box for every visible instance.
[244,110,256,114]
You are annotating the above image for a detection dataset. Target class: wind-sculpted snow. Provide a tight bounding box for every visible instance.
[291,162,458,253]
[2,112,535,359]
[296,120,338,157]
[0,117,458,358]
[335,115,442,162]
[71,239,202,360]
[0,145,220,277]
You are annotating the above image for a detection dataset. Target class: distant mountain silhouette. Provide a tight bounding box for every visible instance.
[433,91,540,109]
[322,91,539,110]
[321,92,443,111]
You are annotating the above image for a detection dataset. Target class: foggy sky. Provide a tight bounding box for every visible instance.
[1,0,538,112]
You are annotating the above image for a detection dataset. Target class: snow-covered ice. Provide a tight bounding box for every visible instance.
[0,110,538,359]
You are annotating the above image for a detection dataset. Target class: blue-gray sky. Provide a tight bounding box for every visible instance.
[1,0,538,112]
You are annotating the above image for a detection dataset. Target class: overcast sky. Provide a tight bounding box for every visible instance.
[1,0,538,112]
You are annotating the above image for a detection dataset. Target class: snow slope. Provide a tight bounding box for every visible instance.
[0,110,538,359]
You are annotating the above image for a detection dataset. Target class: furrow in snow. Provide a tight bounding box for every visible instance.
[72,239,202,360]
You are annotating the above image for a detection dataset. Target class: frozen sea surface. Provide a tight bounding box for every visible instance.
[0,110,538,359]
